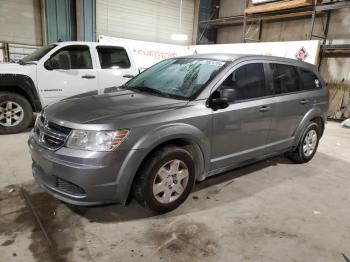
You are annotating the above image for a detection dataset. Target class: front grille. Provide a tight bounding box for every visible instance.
[33,114,71,151]
[55,177,86,196]
[43,134,65,148]
[48,121,71,135]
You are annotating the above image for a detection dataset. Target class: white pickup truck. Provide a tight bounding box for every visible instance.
[0,41,139,134]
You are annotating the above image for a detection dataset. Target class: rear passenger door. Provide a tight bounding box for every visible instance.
[95,46,138,92]
[266,63,317,152]
[210,62,275,170]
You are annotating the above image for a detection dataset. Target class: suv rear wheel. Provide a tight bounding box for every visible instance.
[0,92,33,134]
[133,145,195,213]
[288,122,321,163]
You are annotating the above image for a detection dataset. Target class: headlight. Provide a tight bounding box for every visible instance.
[66,129,129,151]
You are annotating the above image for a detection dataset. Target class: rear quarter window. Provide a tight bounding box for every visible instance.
[299,69,322,90]
[97,46,131,69]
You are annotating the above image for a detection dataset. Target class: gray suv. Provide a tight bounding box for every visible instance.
[28,54,328,213]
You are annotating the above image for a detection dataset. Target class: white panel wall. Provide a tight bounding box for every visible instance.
[97,0,195,45]
[0,0,42,45]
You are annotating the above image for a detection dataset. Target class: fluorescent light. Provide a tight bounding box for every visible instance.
[171,33,188,42]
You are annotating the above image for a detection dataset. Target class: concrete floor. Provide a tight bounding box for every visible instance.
[0,121,350,262]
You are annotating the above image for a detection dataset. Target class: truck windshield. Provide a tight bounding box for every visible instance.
[20,44,57,63]
[126,58,228,100]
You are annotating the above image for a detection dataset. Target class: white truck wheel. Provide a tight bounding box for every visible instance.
[0,92,33,134]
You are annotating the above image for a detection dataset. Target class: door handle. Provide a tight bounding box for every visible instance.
[81,75,96,79]
[259,106,271,112]
[123,74,134,78]
[300,99,309,104]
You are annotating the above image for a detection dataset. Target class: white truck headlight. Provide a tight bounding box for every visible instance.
[66,129,129,151]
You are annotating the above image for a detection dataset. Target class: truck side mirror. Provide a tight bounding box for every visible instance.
[44,59,59,70]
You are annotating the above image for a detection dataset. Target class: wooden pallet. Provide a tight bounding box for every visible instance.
[245,0,313,14]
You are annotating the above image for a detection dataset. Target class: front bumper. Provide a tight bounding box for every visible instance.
[28,135,135,206]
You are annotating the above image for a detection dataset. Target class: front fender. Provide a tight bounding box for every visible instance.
[132,123,209,151]
[115,123,211,204]
[293,107,326,148]
[0,73,42,111]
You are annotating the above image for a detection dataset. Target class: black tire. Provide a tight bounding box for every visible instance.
[133,145,195,213]
[288,122,321,163]
[0,92,33,134]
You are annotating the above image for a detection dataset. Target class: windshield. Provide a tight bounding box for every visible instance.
[20,44,57,63]
[126,58,228,100]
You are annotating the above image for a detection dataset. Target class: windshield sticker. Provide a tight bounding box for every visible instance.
[199,60,225,67]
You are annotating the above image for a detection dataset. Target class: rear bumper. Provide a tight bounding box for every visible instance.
[28,135,142,206]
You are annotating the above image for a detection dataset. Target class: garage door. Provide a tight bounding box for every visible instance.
[0,0,42,45]
[96,0,195,45]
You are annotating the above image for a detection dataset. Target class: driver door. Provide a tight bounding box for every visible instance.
[210,62,275,170]
[37,44,98,106]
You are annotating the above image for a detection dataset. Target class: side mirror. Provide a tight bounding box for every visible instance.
[221,88,237,103]
[208,88,237,110]
[44,59,59,70]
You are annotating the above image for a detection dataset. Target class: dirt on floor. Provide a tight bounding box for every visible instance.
[0,121,350,262]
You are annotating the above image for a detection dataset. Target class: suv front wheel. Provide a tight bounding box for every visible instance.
[0,92,33,134]
[133,145,195,213]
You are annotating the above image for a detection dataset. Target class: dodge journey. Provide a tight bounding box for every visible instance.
[28,54,328,213]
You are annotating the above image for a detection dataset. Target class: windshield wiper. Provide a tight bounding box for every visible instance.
[119,84,130,90]
[130,85,165,96]
[128,85,188,100]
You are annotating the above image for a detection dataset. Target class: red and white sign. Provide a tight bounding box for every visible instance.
[99,35,320,71]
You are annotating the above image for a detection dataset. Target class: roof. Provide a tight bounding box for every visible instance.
[181,53,316,70]
[182,53,245,61]
[53,41,120,47]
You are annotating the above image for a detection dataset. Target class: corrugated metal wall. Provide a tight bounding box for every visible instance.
[46,0,76,44]
[78,0,96,41]
[0,0,42,45]
[96,0,195,45]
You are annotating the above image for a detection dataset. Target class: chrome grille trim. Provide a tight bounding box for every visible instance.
[33,115,71,151]
[37,120,68,140]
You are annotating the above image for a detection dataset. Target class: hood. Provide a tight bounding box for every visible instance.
[44,89,188,129]
[0,62,36,75]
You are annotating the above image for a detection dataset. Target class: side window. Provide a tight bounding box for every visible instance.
[300,69,321,90]
[221,63,267,101]
[97,47,131,69]
[270,63,300,94]
[50,45,93,70]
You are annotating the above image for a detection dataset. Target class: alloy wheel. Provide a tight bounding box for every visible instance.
[152,159,189,204]
[0,101,24,127]
[303,129,317,157]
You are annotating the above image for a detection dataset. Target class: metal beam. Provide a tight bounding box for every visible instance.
[207,1,350,28]
[322,44,350,51]
[309,0,317,40]
[322,8,332,44]
[315,1,350,11]
[322,44,350,57]
[242,0,249,42]
[204,10,325,27]
[4,43,10,62]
